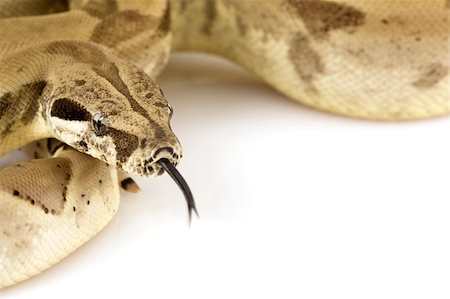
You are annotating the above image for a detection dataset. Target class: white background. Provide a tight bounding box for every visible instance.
[2,53,449,298]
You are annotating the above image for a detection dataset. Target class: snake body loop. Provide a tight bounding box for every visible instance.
[0,0,448,289]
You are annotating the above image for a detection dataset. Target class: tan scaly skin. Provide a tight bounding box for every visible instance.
[0,0,448,289]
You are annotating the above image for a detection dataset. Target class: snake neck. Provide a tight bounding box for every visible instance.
[0,41,111,157]
[0,48,56,156]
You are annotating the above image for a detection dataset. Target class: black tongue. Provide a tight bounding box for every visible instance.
[157,158,198,222]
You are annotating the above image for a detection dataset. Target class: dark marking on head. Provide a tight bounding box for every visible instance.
[43,41,170,150]
[286,0,365,37]
[46,42,167,124]
[79,141,89,152]
[288,33,324,93]
[140,138,148,149]
[154,126,166,140]
[75,79,86,86]
[91,62,167,137]
[109,109,119,116]
[100,99,117,106]
[144,165,154,175]
[202,0,217,34]
[412,63,448,89]
[157,2,171,34]
[13,190,19,197]
[92,63,148,119]
[152,102,167,109]
[107,128,139,163]
[90,10,156,48]
[51,98,92,121]
[80,0,118,18]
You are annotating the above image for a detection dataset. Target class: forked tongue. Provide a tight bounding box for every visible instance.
[157,158,198,223]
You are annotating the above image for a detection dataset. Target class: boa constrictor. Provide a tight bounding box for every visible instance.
[0,0,448,289]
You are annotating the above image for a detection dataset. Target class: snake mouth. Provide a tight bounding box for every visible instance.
[157,158,198,222]
[130,147,197,221]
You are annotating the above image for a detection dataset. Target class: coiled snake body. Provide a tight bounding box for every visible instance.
[0,0,448,288]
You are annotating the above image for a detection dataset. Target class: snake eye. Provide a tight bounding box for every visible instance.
[168,104,173,120]
[92,113,107,136]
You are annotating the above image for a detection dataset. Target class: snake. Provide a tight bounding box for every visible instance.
[0,0,448,289]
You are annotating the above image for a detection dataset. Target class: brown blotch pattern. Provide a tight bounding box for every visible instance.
[235,15,247,36]
[0,93,12,120]
[287,0,365,37]
[1,157,73,215]
[413,63,448,89]
[90,10,157,48]
[80,0,118,18]
[20,81,46,125]
[180,0,188,11]
[0,80,46,136]
[288,33,324,92]
[157,2,171,35]
[107,128,139,163]
[202,0,217,34]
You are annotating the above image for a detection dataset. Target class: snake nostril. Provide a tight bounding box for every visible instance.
[153,146,174,158]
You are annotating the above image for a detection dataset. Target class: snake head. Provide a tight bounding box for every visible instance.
[45,58,182,177]
[41,43,197,220]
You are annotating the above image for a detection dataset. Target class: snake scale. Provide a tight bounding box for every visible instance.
[0,0,448,289]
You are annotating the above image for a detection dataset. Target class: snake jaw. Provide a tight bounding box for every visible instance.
[157,158,198,223]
